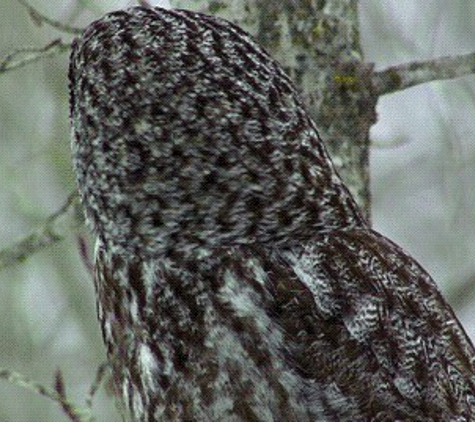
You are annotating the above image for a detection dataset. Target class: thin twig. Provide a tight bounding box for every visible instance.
[0,367,92,422]
[78,235,94,276]
[0,192,78,270]
[373,51,475,96]
[0,38,71,74]
[371,137,410,149]
[54,369,83,422]
[16,0,83,34]
[85,362,110,412]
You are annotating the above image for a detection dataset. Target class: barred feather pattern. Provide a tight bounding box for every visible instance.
[69,6,475,421]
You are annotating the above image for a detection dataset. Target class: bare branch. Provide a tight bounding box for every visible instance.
[371,136,410,149]
[54,369,83,422]
[16,0,83,34]
[373,51,475,96]
[0,192,78,270]
[0,39,71,74]
[77,235,94,276]
[85,362,110,412]
[0,367,92,422]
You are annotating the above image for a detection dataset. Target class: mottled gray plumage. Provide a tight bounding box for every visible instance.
[69,6,475,421]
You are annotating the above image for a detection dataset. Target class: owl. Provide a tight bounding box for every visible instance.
[69,6,475,421]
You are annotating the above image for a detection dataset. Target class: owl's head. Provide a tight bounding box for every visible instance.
[69,7,362,258]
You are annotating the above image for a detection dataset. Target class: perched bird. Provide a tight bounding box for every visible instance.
[69,6,475,421]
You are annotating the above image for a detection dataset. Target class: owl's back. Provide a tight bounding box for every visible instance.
[69,6,475,421]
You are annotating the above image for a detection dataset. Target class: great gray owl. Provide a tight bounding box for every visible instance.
[69,6,475,421]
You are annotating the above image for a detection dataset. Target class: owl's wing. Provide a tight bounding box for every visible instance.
[271,228,475,420]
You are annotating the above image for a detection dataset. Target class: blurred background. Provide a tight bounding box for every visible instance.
[0,0,474,420]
